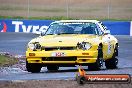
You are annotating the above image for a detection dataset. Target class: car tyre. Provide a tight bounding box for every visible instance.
[88,45,103,71]
[47,65,59,71]
[26,61,42,73]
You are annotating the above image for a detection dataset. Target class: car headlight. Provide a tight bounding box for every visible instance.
[77,42,91,50]
[28,43,35,50]
[28,42,41,50]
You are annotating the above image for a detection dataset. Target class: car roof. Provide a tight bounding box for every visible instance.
[52,20,100,24]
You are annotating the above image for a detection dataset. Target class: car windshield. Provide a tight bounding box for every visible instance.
[45,22,98,35]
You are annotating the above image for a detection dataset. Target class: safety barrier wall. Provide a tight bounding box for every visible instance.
[103,21,130,35]
[0,19,131,35]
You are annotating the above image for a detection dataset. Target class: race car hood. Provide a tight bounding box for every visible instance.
[30,34,99,47]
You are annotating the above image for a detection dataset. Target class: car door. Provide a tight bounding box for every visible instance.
[98,22,114,59]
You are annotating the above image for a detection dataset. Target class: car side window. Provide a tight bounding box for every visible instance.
[96,23,103,35]
[98,22,109,34]
[99,22,108,31]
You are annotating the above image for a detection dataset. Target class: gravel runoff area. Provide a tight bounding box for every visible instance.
[0,80,132,88]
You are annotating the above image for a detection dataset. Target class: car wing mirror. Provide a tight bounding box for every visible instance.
[104,30,110,35]
[104,26,108,30]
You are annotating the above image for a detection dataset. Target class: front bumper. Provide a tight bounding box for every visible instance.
[26,50,98,65]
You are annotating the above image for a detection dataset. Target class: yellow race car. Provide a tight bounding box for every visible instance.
[26,20,118,73]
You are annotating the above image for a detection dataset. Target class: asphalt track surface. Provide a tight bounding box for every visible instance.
[0,33,132,80]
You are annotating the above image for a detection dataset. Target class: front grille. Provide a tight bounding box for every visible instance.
[42,57,77,61]
[42,47,76,51]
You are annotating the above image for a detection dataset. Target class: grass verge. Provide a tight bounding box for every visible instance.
[0,15,131,21]
[0,55,18,67]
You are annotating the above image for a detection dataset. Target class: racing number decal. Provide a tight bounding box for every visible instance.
[103,35,112,55]
[108,42,112,55]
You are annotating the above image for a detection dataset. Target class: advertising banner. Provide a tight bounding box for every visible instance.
[0,20,53,34]
[0,19,131,35]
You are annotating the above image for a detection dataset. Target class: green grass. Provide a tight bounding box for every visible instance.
[32,8,65,12]
[0,15,25,19]
[0,6,65,12]
[0,7,26,11]
[29,16,78,20]
[0,15,131,21]
[0,55,18,67]
[0,15,77,20]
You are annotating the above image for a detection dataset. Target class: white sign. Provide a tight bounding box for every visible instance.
[12,21,48,34]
